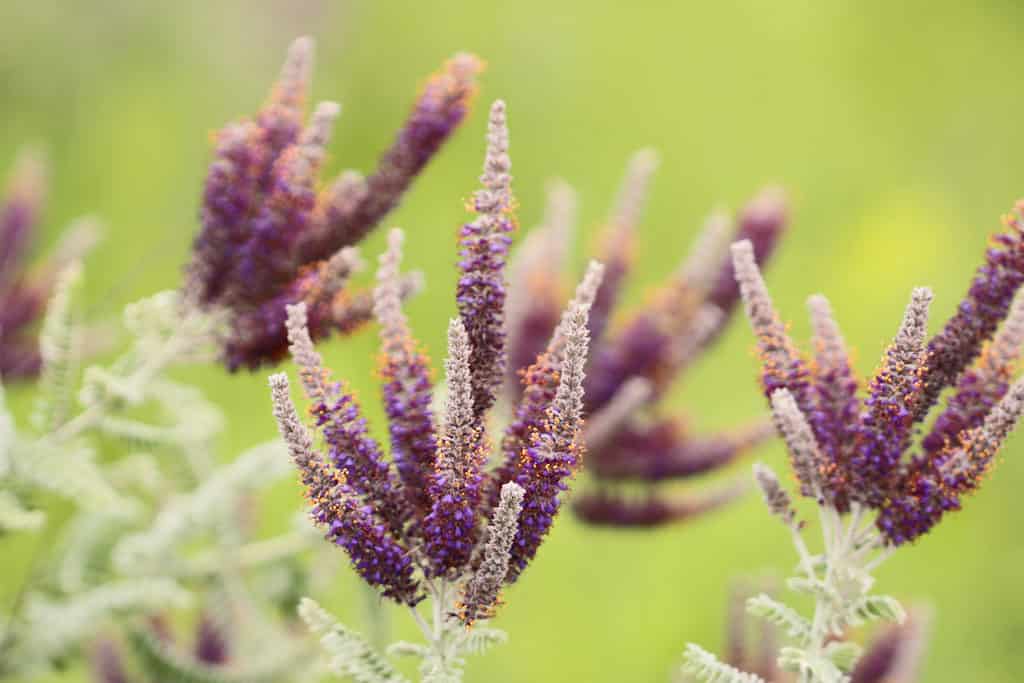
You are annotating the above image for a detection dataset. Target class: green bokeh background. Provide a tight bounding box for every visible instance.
[2,1,1023,681]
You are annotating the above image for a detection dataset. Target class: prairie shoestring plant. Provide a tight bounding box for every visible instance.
[505,152,787,527]
[185,36,482,371]
[270,102,604,681]
[683,204,1024,683]
[0,149,99,379]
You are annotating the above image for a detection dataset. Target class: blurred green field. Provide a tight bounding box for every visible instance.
[3,1,1024,681]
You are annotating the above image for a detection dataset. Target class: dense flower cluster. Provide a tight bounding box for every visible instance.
[270,103,601,622]
[185,36,483,371]
[0,150,98,379]
[735,201,1024,544]
[504,152,787,526]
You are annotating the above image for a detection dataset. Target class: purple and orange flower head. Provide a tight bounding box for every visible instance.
[735,200,1024,545]
[269,102,602,622]
[185,36,483,371]
[0,149,99,380]
[504,152,788,527]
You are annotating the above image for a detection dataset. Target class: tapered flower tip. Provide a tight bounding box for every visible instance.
[753,462,797,527]
[769,388,823,497]
[303,101,342,147]
[274,36,315,108]
[740,185,787,230]
[731,239,756,273]
[446,51,485,84]
[613,148,659,219]
[4,147,47,203]
[51,216,103,265]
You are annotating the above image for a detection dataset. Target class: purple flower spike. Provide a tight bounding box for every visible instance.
[805,294,860,510]
[269,373,421,605]
[423,318,487,575]
[922,289,1024,455]
[573,480,745,528]
[849,288,932,507]
[490,263,605,510]
[298,53,484,262]
[706,187,788,317]
[375,230,438,517]
[0,151,99,380]
[916,203,1024,417]
[186,38,483,371]
[733,240,815,416]
[506,293,592,581]
[586,418,774,481]
[0,149,45,286]
[231,102,341,304]
[457,100,516,417]
[314,377,410,538]
[587,149,659,345]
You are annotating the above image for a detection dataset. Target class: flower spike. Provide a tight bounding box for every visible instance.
[458,482,524,624]
[457,99,516,417]
[374,229,437,516]
[187,38,483,370]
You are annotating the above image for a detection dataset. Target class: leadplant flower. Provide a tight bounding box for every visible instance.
[683,203,1024,682]
[270,102,603,681]
[185,36,482,371]
[505,153,787,526]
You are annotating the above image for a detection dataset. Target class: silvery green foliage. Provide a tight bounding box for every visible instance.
[682,644,766,683]
[0,273,321,679]
[299,598,408,683]
[682,463,906,683]
[295,549,513,683]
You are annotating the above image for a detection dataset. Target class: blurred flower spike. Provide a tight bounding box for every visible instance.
[185,36,483,371]
[505,151,788,527]
[0,149,100,380]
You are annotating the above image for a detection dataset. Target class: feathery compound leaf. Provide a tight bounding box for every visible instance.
[128,627,230,683]
[823,641,862,674]
[777,647,847,683]
[846,595,906,627]
[682,644,766,683]
[19,579,191,662]
[14,442,137,516]
[458,627,507,656]
[32,261,82,432]
[297,597,407,683]
[746,594,812,640]
[113,440,289,574]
